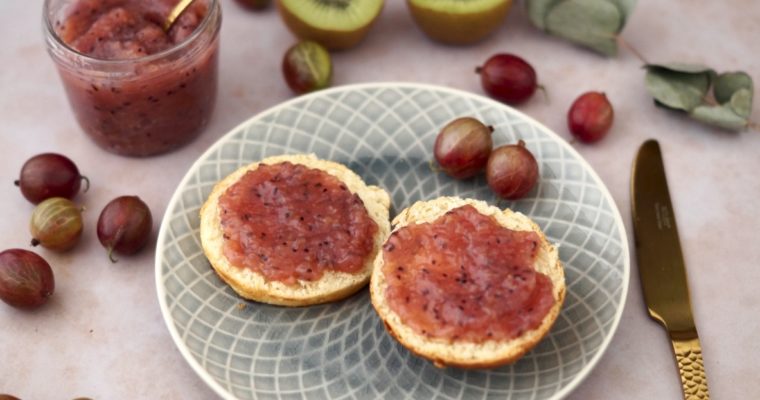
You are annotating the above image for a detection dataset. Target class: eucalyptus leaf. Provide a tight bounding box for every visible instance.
[525,0,563,30]
[690,104,748,131]
[545,0,622,56]
[653,99,688,113]
[729,88,753,118]
[645,67,712,111]
[609,0,637,25]
[646,63,715,75]
[714,71,753,105]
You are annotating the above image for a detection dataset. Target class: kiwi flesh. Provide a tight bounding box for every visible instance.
[407,0,513,45]
[278,0,385,50]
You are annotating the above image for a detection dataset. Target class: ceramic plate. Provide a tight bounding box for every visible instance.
[156,83,630,400]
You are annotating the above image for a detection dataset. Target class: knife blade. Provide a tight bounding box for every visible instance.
[631,139,710,400]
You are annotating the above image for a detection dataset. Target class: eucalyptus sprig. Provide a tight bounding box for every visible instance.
[644,64,754,131]
[525,0,637,56]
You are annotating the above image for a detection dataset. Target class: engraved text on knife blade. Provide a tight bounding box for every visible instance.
[654,202,672,231]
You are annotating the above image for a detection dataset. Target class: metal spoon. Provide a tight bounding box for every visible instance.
[163,0,195,32]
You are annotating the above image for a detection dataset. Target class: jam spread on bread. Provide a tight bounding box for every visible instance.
[218,162,378,285]
[382,205,554,342]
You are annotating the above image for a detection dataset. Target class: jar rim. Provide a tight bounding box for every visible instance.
[43,0,220,66]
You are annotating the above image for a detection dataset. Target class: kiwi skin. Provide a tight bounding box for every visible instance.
[277,0,384,51]
[407,0,513,45]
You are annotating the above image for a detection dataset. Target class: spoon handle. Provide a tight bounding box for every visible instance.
[164,0,195,32]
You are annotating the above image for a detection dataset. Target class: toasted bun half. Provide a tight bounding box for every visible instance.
[370,197,565,368]
[200,154,391,306]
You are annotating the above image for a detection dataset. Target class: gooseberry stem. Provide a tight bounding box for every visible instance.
[537,84,549,103]
[13,180,19,186]
[107,247,118,264]
[81,176,91,193]
[428,159,441,173]
[107,226,126,263]
[31,238,40,247]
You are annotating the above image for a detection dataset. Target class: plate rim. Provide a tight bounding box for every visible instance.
[154,81,631,400]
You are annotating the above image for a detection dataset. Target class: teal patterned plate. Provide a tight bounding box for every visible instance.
[156,83,630,400]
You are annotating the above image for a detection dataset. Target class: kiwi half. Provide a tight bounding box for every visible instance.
[407,0,513,45]
[278,0,384,50]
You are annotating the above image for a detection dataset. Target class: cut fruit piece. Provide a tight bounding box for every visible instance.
[407,0,512,45]
[277,0,384,50]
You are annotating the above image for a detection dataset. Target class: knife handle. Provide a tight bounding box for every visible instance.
[671,337,709,399]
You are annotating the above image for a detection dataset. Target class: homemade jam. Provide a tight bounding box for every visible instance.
[44,0,221,156]
[382,205,555,342]
[218,162,379,286]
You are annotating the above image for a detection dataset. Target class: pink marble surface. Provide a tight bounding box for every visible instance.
[1,1,759,399]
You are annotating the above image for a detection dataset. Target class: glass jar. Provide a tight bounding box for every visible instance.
[43,0,221,157]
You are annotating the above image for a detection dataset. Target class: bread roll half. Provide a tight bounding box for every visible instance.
[200,154,391,306]
[370,197,565,368]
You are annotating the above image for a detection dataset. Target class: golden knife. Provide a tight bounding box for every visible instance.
[631,139,709,400]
